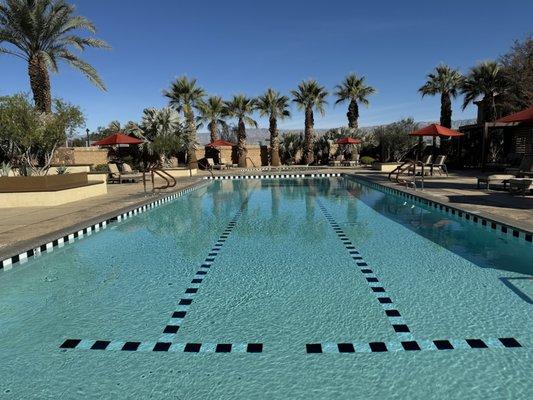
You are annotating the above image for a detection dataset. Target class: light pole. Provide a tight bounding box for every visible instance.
[86,128,90,147]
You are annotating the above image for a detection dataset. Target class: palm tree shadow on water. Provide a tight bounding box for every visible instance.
[342,179,533,276]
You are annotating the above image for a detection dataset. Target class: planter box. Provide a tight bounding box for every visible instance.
[372,162,401,173]
[164,168,197,178]
[0,172,90,192]
[48,164,92,175]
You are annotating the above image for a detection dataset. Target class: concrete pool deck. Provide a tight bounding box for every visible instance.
[1,167,531,263]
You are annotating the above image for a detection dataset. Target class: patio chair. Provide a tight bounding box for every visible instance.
[220,157,237,168]
[122,163,139,174]
[431,155,448,176]
[108,163,143,183]
[477,174,514,190]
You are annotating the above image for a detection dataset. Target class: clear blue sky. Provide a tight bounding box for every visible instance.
[1,0,532,134]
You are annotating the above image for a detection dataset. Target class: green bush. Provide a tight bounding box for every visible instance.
[92,164,109,172]
[360,156,376,165]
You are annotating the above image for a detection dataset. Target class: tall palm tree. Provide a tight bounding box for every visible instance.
[291,80,328,165]
[164,76,205,168]
[196,96,227,143]
[418,65,463,128]
[255,88,291,166]
[225,95,257,167]
[334,73,375,129]
[461,61,508,123]
[0,0,109,113]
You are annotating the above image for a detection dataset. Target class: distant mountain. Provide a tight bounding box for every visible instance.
[197,119,477,144]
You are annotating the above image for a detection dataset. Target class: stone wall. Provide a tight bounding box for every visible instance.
[52,147,108,166]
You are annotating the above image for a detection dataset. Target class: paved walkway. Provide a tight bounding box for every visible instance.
[1,167,531,262]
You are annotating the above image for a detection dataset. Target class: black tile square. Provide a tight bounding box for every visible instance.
[184,343,202,352]
[179,299,192,306]
[361,269,373,274]
[153,342,171,352]
[481,219,487,226]
[433,340,454,350]
[491,222,497,229]
[392,324,410,333]
[378,297,392,304]
[196,271,207,275]
[306,343,322,353]
[191,279,202,284]
[357,262,368,267]
[172,311,186,318]
[466,339,487,348]
[385,309,401,317]
[163,325,179,334]
[208,253,217,257]
[501,226,508,233]
[60,339,81,349]
[247,343,263,353]
[369,342,387,352]
[371,287,385,293]
[401,341,421,351]
[185,288,198,294]
[337,343,355,353]
[205,258,215,262]
[499,337,521,348]
[215,343,232,353]
[525,234,532,242]
[366,277,379,283]
[122,341,141,351]
[91,340,110,350]
[513,230,519,238]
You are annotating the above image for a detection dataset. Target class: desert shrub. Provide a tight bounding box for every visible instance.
[360,156,376,165]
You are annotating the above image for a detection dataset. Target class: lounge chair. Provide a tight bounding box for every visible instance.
[220,157,237,168]
[330,155,344,167]
[122,163,138,174]
[431,155,448,176]
[108,163,143,183]
[206,158,226,170]
[505,154,533,177]
[508,178,533,195]
[477,174,514,190]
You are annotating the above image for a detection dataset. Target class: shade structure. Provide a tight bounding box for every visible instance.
[206,139,235,147]
[496,106,533,123]
[336,137,362,145]
[409,124,463,138]
[92,133,143,146]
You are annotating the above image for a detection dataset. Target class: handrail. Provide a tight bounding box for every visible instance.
[151,168,177,192]
[388,159,424,190]
[246,157,257,168]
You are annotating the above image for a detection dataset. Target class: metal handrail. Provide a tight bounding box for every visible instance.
[245,157,257,168]
[388,159,424,190]
[151,168,177,192]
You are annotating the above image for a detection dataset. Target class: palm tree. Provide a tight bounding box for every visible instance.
[164,76,205,168]
[334,73,375,129]
[224,95,257,167]
[255,88,291,166]
[461,61,508,123]
[0,0,109,113]
[196,96,227,143]
[291,80,328,165]
[418,65,463,128]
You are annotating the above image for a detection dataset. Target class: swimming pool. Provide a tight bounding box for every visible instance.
[1,176,531,399]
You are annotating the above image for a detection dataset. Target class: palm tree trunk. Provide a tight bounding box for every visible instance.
[347,99,359,129]
[304,106,314,165]
[209,121,218,142]
[28,55,52,113]
[269,116,281,166]
[186,109,198,168]
[440,93,452,128]
[237,118,247,167]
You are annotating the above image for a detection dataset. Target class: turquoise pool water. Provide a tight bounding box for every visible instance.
[0,177,531,399]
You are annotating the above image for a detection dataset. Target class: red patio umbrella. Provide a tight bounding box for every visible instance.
[496,106,533,123]
[206,139,235,147]
[92,132,144,146]
[408,124,463,138]
[336,137,362,145]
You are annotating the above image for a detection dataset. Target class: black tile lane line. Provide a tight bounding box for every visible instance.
[316,199,415,342]
[157,197,250,342]
[59,339,263,353]
[304,337,523,353]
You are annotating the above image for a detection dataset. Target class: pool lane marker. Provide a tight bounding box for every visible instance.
[305,337,522,353]
[0,184,206,271]
[158,198,250,342]
[59,339,263,353]
[316,199,414,341]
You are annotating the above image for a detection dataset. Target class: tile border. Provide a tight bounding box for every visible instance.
[203,173,342,180]
[0,183,207,271]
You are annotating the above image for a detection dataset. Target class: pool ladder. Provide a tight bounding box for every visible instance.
[388,160,424,190]
[142,168,177,193]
